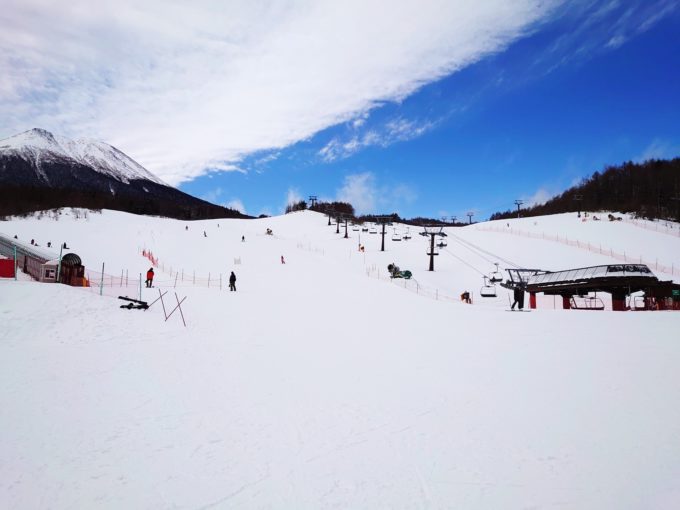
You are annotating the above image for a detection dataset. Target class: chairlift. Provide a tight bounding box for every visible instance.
[361,226,369,232]
[369,226,378,234]
[480,276,497,298]
[436,239,448,248]
[352,224,360,231]
[570,295,605,310]
[402,228,411,241]
[392,228,401,241]
[489,263,503,283]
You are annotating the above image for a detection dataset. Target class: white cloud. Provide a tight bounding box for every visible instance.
[337,173,377,214]
[285,187,303,207]
[201,187,223,204]
[0,0,561,185]
[225,199,246,214]
[524,187,555,207]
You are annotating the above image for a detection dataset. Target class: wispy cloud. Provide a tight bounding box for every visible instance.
[530,0,678,75]
[0,0,562,185]
[319,117,437,162]
[201,187,247,212]
[635,139,680,162]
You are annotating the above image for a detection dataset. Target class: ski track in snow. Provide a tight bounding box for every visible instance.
[1,209,680,509]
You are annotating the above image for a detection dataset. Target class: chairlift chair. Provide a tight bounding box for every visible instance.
[480,276,497,298]
[436,239,448,248]
[392,228,401,241]
[369,226,378,234]
[570,295,605,310]
[489,263,503,283]
[402,228,411,241]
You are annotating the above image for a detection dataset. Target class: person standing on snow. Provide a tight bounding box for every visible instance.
[146,267,154,288]
[511,286,524,310]
[281,255,285,264]
[229,271,236,292]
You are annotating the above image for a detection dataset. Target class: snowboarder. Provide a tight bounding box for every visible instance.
[146,267,154,288]
[281,255,285,264]
[241,235,245,242]
[203,231,207,237]
[511,286,524,310]
[229,271,236,291]
[30,239,35,245]
[460,291,471,304]
[47,241,51,248]
[185,225,188,231]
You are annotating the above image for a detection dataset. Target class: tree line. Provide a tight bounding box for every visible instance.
[490,158,680,221]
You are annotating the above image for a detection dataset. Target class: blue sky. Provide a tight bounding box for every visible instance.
[177,1,680,219]
[2,1,679,220]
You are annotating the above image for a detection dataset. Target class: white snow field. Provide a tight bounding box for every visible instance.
[2,209,680,509]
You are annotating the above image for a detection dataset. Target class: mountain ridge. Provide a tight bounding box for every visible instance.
[0,128,249,220]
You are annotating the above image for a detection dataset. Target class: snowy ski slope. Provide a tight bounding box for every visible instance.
[1,209,680,509]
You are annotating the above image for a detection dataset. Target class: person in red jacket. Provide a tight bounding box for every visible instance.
[146,268,154,288]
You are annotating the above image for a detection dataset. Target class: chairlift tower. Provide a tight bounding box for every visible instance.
[420,225,447,271]
[466,211,474,224]
[514,200,523,219]
[670,193,680,221]
[374,216,392,252]
[340,213,350,239]
[308,195,318,209]
[573,194,583,217]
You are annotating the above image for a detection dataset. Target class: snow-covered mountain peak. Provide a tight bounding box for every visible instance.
[0,128,167,186]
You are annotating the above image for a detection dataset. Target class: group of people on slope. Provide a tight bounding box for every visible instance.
[144,266,237,291]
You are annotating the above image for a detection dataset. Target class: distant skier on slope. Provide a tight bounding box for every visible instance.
[229,271,236,292]
[146,267,154,288]
[281,255,286,264]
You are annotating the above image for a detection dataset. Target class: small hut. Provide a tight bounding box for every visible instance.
[39,259,59,283]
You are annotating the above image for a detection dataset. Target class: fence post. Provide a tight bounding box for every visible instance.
[208,272,211,288]
[174,271,178,288]
[120,269,123,287]
[100,262,104,296]
[139,273,142,300]
[126,269,128,287]
[13,246,17,280]
[193,270,195,285]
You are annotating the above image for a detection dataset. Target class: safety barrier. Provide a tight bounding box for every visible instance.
[476,225,678,277]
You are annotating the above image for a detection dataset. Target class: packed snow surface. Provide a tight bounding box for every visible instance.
[0,129,167,185]
[2,209,680,509]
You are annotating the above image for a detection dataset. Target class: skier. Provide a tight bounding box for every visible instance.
[460,291,471,304]
[203,231,207,237]
[185,225,188,231]
[146,267,154,288]
[229,271,236,291]
[511,286,524,310]
[47,241,51,248]
[242,235,245,242]
[281,255,285,264]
